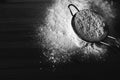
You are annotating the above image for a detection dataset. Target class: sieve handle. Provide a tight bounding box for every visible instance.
[100,36,120,48]
[68,4,79,16]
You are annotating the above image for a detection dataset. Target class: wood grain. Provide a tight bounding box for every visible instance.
[0,1,49,48]
[0,1,51,78]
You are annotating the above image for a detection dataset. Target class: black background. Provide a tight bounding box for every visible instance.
[0,0,120,79]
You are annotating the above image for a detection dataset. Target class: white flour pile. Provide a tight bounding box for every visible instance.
[37,0,107,63]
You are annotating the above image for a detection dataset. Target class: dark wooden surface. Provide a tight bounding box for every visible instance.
[0,0,50,79]
[0,0,120,79]
[0,1,49,48]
